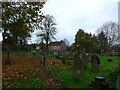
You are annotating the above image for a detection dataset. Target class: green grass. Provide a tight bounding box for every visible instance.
[67,56,74,59]
[99,56,119,70]
[2,51,32,56]
[3,52,119,88]
[44,65,102,88]
[44,56,119,88]
[47,54,55,57]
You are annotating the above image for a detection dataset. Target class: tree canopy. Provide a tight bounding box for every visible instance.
[2,1,46,50]
[97,31,109,54]
[71,29,98,54]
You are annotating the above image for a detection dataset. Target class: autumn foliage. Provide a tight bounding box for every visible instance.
[2,55,63,88]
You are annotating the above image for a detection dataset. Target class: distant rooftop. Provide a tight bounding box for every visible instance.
[49,41,64,46]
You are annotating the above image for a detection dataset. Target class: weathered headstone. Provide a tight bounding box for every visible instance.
[116,76,120,90]
[43,56,46,67]
[62,56,66,64]
[67,61,71,65]
[55,55,59,59]
[6,58,11,64]
[90,77,109,88]
[82,54,89,70]
[107,59,112,62]
[32,50,36,59]
[52,62,57,66]
[91,54,100,73]
[73,53,84,82]
[39,56,43,64]
[5,52,11,64]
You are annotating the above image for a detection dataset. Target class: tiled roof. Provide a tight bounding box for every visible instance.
[49,41,64,46]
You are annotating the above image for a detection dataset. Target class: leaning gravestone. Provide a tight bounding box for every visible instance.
[91,54,100,73]
[82,54,89,70]
[116,76,120,90]
[73,53,84,82]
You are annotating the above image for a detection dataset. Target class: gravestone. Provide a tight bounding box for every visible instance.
[6,58,11,64]
[82,54,89,70]
[32,50,36,59]
[55,55,59,58]
[116,76,120,90]
[39,56,43,64]
[5,52,11,64]
[67,61,71,65]
[90,77,109,88]
[43,56,46,67]
[107,59,113,62]
[62,56,66,64]
[91,54,100,73]
[52,62,57,66]
[73,53,84,82]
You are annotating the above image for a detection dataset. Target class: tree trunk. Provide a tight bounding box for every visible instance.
[46,38,49,50]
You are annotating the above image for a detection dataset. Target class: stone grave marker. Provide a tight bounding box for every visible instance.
[91,54,100,73]
[52,62,57,66]
[107,59,113,62]
[90,77,109,88]
[73,53,84,82]
[116,76,120,90]
[32,50,36,59]
[67,61,71,65]
[82,54,89,70]
[62,56,66,64]
[6,58,11,64]
[39,56,43,64]
[43,56,46,67]
[5,52,11,64]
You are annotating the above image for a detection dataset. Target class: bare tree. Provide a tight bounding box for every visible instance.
[63,38,70,46]
[37,14,57,49]
[96,21,118,46]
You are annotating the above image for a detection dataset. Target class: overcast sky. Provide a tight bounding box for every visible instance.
[29,0,119,45]
[1,0,120,45]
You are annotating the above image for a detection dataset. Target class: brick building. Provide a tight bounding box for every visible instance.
[49,41,67,54]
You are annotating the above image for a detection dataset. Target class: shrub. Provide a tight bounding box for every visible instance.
[105,64,120,88]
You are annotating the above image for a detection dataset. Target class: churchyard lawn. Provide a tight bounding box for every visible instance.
[2,52,120,88]
[44,55,120,88]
